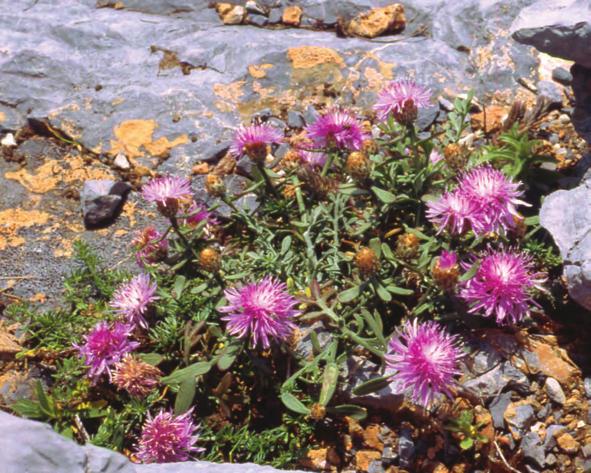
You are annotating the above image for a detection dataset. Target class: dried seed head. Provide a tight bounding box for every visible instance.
[396,233,420,259]
[362,139,378,155]
[205,174,225,197]
[281,149,302,170]
[282,184,297,200]
[355,247,380,276]
[345,151,370,181]
[199,247,221,273]
[112,355,162,397]
[310,403,327,421]
[511,214,527,240]
[443,143,469,171]
[431,251,460,292]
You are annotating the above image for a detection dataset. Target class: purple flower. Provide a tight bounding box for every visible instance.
[136,409,203,463]
[230,123,283,160]
[385,320,463,407]
[75,321,139,381]
[374,79,431,124]
[218,277,300,349]
[142,175,193,217]
[133,227,168,267]
[459,249,546,325]
[437,250,458,270]
[110,274,158,329]
[305,108,367,151]
[459,166,529,234]
[182,200,217,227]
[429,149,444,165]
[298,149,328,169]
[426,190,485,235]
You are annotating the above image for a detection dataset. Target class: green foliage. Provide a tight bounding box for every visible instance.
[445,409,490,451]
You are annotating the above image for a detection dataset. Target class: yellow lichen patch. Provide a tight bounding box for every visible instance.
[364,67,388,92]
[213,80,246,113]
[53,238,74,258]
[0,112,5,122]
[248,63,273,79]
[287,46,345,69]
[0,209,51,251]
[109,119,188,158]
[112,97,125,106]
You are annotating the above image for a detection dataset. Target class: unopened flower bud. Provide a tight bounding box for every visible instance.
[362,139,378,155]
[431,251,459,292]
[443,143,469,171]
[396,233,420,259]
[512,214,527,239]
[310,403,326,421]
[345,151,370,181]
[355,247,380,276]
[199,247,221,273]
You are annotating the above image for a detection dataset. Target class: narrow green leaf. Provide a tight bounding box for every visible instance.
[459,261,480,282]
[10,399,44,419]
[460,438,474,450]
[280,392,310,415]
[138,353,165,366]
[338,286,361,303]
[173,275,187,298]
[35,381,54,418]
[352,376,391,396]
[319,363,339,407]
[368,238,382,258]
[371,186,397,204]
[161,361,212,386]
[174,378,196,414]
[375,282,392,302]
[386,285,414,296]
[327,404,367,420]
[280,236,292,255]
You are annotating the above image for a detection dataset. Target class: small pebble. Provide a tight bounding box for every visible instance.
[558,114,571,124]
[545,377,566,405]
[552,67,573,86]
[113,153,130,170]
[1,133,16,147]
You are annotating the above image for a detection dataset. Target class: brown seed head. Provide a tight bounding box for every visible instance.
[362,139,378,155]
[396,233,420,259]
[345,151,370,181]
[205,173,225,197]
[443,143,469,171]
[431,259,459,292]
[355,247,380,276]
[310,403,327,421]
[199,247,221,272]
[112,355,162,397]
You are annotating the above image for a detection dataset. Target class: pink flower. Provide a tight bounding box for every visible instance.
[437,250,458,270]
[133,227,168,267]
[75,321,139,381]
[458,166,529,234]
[230,123,283,160]
[429,149,444,164]
[142,175,193,217]
[298,149,328,169]
[426,190,486,235]
[110,274,158,329]
[305,108,367,151]
[374,79,431,124]
[136,409,203,463]
[385,320,463,407]
[218,277,300,349]
[181,200,217,228]
[459,249,546,325]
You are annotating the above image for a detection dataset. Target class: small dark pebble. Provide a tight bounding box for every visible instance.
[552,67,573,86]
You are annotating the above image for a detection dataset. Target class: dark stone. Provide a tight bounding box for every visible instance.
[505,404,535,439]
[247,13,269,27]
[287,110,305,129]
[381,446,398,465]
[489,391,512,429]
[268,8,282,24]
[206,144,231,163]
[303,105,320,126]
[398,427,415,469]
[552,67,573,86]
[81,179,129,229]
[521,432,545,469]
[438,97,454,112]
[236,156,256,178]
[416,105,439,131]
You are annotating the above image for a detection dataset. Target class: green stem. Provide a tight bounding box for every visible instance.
[170,217,200,261]
[257,161,279,197]
[321,152,336,177]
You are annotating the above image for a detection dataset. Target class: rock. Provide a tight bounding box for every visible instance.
[268,8,282,24]
[416,105,439,131]
[511,0,591,68]
[552,66,573,85]
[584,377,591,398]
[287,111,305,129]
[292,321,331,361]
[346,4,405,39]
[545,453,557,466]
[489,391,512,429]
[544,377,566,405]
[216,3,246,25]
[355,451,382,472]
[536,80,563,107]
[245,0,267,16]
[113,152,130,170]
[398,427,415,469]
[1,133,16,147]
[81,179,130,229]
[521,432,545,469]
[582,443,591,457]
[504,402,535,440]
[248,13,268,27]
[556,432,579,454]
[543,424,565,450]
[462,361,529,400]
[282,6,302,26]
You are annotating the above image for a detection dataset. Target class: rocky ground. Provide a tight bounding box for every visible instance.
[2,0,591,472]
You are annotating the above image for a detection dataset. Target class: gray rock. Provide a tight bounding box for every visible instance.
[268,8,282,24]
[247,14,269,27]
[545,453,557,467]
[544,377,566,405]
[489,391,512,429]
[416,105,439,131]
[552,66,573,85]
[136,463,306,473]
[398,427,415,469]
[292,321,332,360]
[511,0,591,68]
[543,424,565,450]
[462,361,529,400]
[584,377,591,398]
[536,80,563,107]
[505,404,535,439]
[113,153,130,170]
[521,432,545,469]
[287,111,305,129]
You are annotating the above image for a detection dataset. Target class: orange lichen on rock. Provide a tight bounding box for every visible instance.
[282,5,303,26]
[109,119,188,159]
[347,4,405,39]
[0,208,51,250]
[287,46,345,69]
[213,80,246,112]
[470,105,510,133]
[248,63,273,79]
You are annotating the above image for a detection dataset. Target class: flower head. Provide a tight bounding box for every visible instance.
[458,166,528,234]
[142,175,192,217]
[385,320,463,407]
[459,249,546,325]
[298,149,328,169]
[432,251,460,292]
[218,277,300,348]
[112,355,162,397]
[182,201,217,228]
[230,123,283,161]
[374,79,431,124]
[75,321,139,381]
[429,149,444,165]
[136,409,203,463]
[133,227,168,267]
[305,108,367,151]
[426,190,485,235]
[110,274,158,329]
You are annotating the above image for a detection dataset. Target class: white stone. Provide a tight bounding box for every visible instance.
[1,133,16,147]
[113,152,130,170]
[544,377,566,405]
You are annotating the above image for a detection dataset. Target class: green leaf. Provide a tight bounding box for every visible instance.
[459,438,474,450]
[368,238,382,258]
[216,340,241,371]
[11,399,44,419]
[35,380,54,418]
[371,186,397,204]
[375,282,392,302]
[319,363,339,407]
[280,392,310,415]
[459,261,480,282]
[173,275,187,298]
[386,285,414,296]
[327,404,367,421]
[280,236,292,255]
[338,286,361,303]
[138,353,165,366]
[161,361,212,386]
[524,215,539,226]
[174,378,196,414]
[352,376,391,396]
